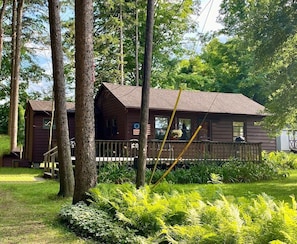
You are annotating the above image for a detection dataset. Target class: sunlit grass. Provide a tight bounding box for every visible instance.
[0,167,43,181]
[0,168,92,244]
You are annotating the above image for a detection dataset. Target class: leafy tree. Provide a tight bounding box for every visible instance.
[219,0,297,65]
[219,0,297,133]
[0,0,51,139]
[62,0,200,86]
[262,34,297,135]
[156,56,215,91]
[201,37,270,104]
[73,0,97,204]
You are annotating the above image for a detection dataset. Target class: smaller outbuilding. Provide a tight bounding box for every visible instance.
[24,100,75,164]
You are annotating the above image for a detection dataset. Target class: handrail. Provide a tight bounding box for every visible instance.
[43,146,58,157]
[43,140,262,178]
[43,146,58,178]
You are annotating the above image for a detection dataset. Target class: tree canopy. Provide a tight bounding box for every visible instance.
[219,0,297,134]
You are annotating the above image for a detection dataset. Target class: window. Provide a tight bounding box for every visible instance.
[43,118,55,129]
[178,118,191,140]
[155,116,168,139]
[233,121,245,141]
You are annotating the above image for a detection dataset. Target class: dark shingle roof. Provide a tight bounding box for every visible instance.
[102,82,265,116]
[28,100,75,113]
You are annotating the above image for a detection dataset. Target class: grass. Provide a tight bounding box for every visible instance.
[0,167,43,181]
[162,170,297,203]
[0,168,93,244]
[1,168,297,243]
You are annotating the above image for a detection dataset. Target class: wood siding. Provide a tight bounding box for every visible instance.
[95,89,127,140]
[246,120,276,151]
[24,104,75,163]
[95,87,276,153]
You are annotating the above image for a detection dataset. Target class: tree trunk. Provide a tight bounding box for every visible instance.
[120,2,124,85]
[48,0,74,197]
[0,0,7,70]
[136,0,154,188]
[73,0,97,204]
[9,0,23,152]
[135,0,139,86]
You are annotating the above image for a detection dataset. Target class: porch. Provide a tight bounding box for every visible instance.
[43,140,262,177]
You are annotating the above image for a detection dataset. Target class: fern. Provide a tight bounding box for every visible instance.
[73,184,297,243]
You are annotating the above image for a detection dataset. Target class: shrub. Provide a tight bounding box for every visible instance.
[263,151,297,169]
[0,134,10,156]
[59,202,143,243]
[61,186,297,243]
[98,159,286,185]
[97,163,135,184]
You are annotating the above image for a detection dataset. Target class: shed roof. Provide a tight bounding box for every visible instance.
[28,100,75,113]
[101,82,265,116]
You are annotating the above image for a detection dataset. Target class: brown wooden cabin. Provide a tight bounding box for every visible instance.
[24,83,276,167]
[24,100,75,164]
[94,82,276,153]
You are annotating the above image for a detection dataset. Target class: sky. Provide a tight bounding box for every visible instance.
[198,0,223,33]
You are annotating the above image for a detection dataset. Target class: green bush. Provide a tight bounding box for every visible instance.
[98,159,286,185]
[61,186,297,243]
[263,151,297,169]
[0,135,10,156]
[97,163,135,184]
[59,202,143,243]
[149,160,283,184]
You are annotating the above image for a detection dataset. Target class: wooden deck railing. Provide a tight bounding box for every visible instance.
[93,139,262,166]
[43,139,262,177]
[43,146,59,177]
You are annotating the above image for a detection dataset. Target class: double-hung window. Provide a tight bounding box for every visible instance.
[233,121,245,141]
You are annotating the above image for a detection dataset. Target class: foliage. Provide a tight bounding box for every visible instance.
[98,163,135,184]
[60,184,297,243]
[0,0,51,145]
[62,0,200,86]
[98,158,285,185]
[0,104,9,134]
[262,34,297,134]
[59,202,142,243]
[263,151,297,170]
[0,134,10,156]
[219,0,297,133]
[219,0,297,63]
[0,103,25,146]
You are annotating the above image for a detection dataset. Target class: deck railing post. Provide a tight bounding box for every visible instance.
[67,140,263,170]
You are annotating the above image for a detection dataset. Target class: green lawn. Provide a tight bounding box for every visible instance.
[169,170,297,203]
[0,168,93,244]
[0,167,297,243]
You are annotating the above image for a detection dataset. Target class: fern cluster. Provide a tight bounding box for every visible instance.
[60,185,297,243]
